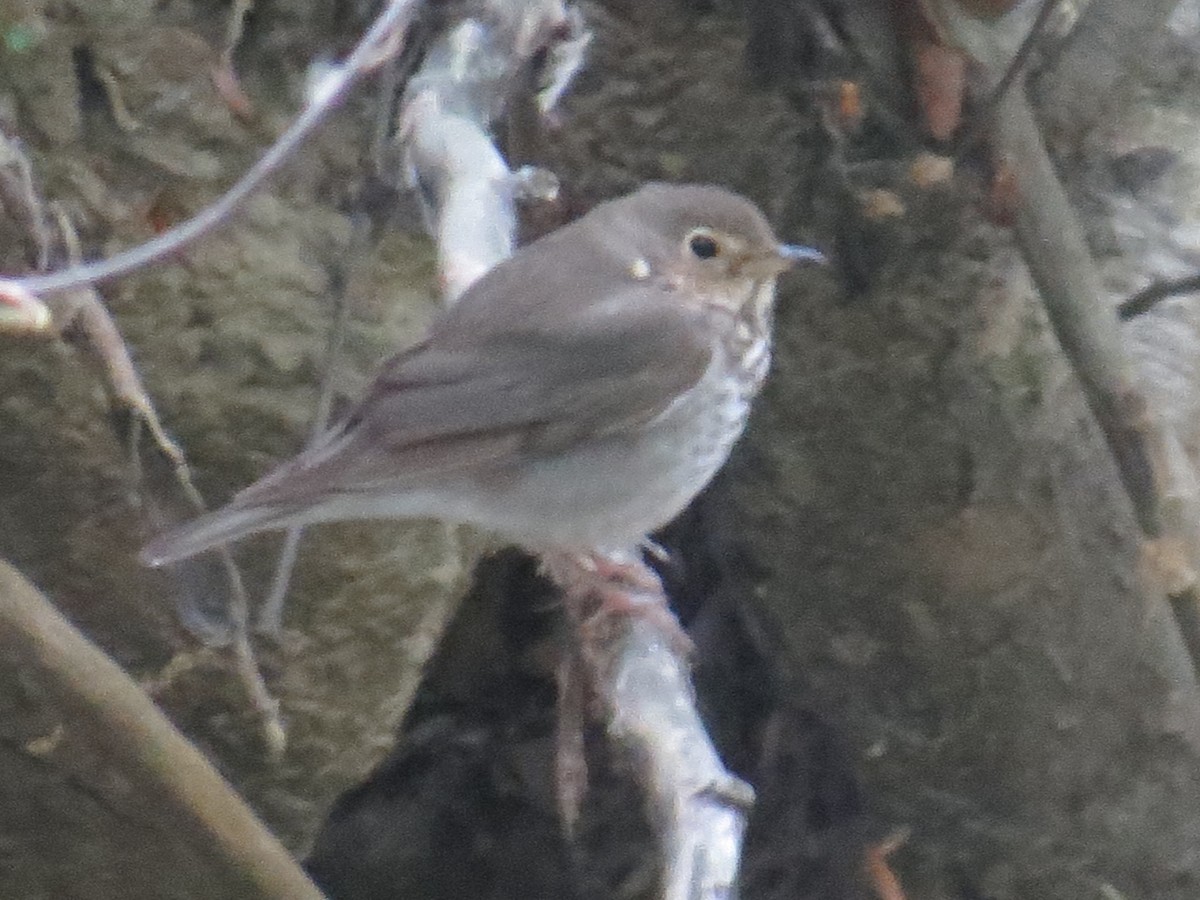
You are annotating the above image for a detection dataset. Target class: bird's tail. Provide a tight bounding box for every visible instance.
[141,421,363,567]
[140,500,301,567]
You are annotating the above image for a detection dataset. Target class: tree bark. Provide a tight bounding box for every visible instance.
[0,561,324,900]
[0,0,485,859]
[7,0,1200,898]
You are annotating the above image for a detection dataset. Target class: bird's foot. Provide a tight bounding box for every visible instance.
[579,551,664,592]
[580,583,694,658]
[541,550,692,657]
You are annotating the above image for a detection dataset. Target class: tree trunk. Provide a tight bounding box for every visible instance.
[6,0,1200,898]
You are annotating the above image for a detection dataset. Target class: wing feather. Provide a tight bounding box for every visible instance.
[227,282,712,511]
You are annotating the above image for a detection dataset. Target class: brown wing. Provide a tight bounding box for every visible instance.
[226,282,712,514]
[231,192,713,503]
[345,285,713,475]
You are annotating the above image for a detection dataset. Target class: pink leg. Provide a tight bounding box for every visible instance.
[540,550,692,656]
[582,552,663,592]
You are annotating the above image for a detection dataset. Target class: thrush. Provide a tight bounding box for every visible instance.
[141,183,822,568]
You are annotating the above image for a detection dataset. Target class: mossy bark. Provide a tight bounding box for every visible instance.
[4,1,1200,898]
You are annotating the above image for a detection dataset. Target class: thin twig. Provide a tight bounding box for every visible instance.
[993,87,1160,536]
[47,207,193,482]
[47,207,285,754]
[259,29,430,632]
[938,0,1200,696]
[1118,273,1200,321]
[0,129,281,752]
[0,132,53,269]
[221,0,255,69]
[951,0,1060,158]
[258,215,364,635]
[0,0,421,298]
[0,135,53,331]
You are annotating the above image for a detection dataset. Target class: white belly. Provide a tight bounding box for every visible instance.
[317,283,776,552]
[375,346,761,552]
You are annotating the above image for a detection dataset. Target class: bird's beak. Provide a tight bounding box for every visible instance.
[777,244,826,267]
[736,243,826,279]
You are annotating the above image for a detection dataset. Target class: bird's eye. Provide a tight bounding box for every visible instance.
[688,231,720,260]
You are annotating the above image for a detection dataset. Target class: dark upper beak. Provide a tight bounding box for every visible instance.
[777,243,826,267]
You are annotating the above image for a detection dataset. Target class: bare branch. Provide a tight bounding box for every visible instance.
[992,88,1161,536]
[258,214,364,635]
[1119,273,1200,321]
[46,204,286,754]
[0,129,284,752]
[0,132,53,269]
[0,0,421,298]
[0,559,324,900]
[393,4,748,894]
[952,0,1060,158]
[927,0,1167,536]
[971,26,1200,686]
[398,2,570,299]
[547,552,754,900]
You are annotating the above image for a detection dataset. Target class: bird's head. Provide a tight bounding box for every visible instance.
[616,183,824,312]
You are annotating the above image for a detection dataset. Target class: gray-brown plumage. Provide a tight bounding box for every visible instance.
[142,183,821,567]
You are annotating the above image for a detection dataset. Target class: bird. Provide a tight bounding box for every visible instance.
[141,182,823,569]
